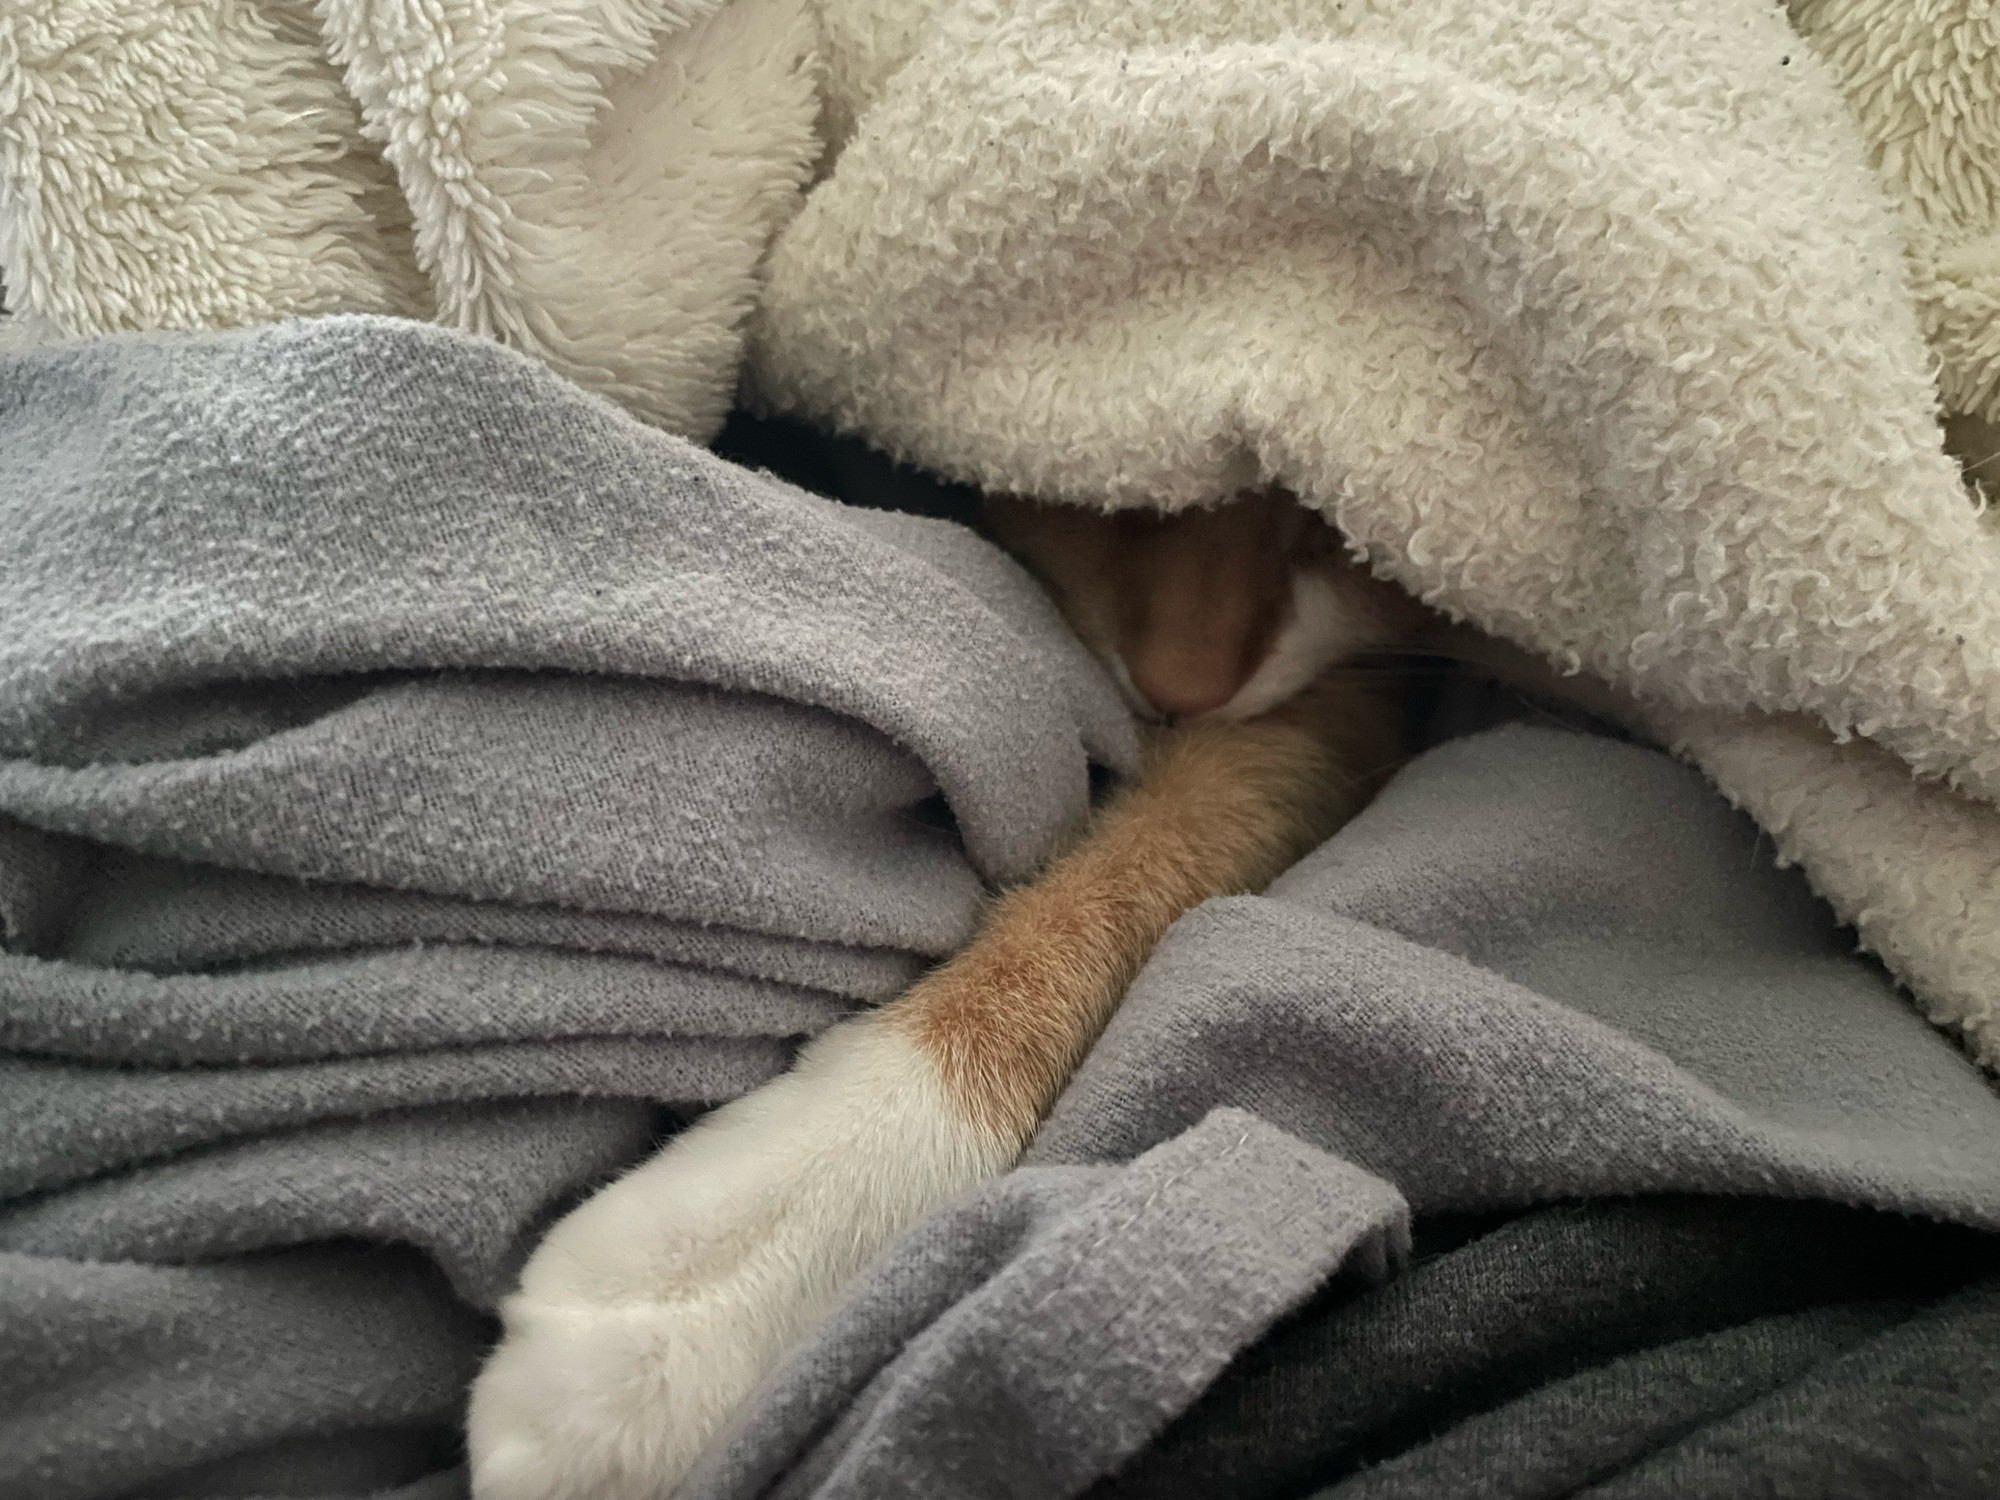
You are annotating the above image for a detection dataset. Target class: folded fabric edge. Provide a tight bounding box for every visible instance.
[1656,704,2000,1070]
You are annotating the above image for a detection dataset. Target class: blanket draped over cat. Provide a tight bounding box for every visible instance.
[4,0,1997,1065]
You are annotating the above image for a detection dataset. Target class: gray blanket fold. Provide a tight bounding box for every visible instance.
[1032,729,2000,1220]
[1329,1283,2000,1500]
[4,319,1998,1498]
[1570,1278,2000,1500]
[0,317,1133,1499]
[683,726,2000,1500]
[1091,1191,2000,1500]
[3,1246,485,1500]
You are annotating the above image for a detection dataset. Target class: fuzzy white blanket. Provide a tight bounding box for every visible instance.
[3,0,1998,1064]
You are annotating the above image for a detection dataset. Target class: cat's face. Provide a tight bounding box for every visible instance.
[984,490,1421,723]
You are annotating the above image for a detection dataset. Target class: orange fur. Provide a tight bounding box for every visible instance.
[985,489,1421,721]
[465,490,1477,1497]
[889,671,1406,1142]
[876,491,1425,1142]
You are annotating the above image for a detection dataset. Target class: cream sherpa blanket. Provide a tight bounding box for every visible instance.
[3,0,1998,1065]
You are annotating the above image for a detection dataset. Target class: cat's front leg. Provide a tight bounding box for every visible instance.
[465,1011,1016,1500]
[466,709,1381,1499]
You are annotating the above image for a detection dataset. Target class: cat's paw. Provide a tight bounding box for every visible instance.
[463,1293,778,1500]
[465,1017,1013,1500]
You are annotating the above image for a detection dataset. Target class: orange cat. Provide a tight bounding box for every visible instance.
[985,488,1424,723]
[900,489,1424,1152]
[466,490,1429,1500]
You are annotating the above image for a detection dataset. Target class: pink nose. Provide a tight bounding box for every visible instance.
[1125,650,1249,721]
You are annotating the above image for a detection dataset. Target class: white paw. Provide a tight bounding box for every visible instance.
[466,1017,1014,1500]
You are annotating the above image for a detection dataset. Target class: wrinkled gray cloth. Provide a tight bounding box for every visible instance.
[7,320,2000,1500]
[0,317,1134,1500]
[682,726,2000,1500]
[1094,1193,2000,1499]
[1321,1275,2000,1500]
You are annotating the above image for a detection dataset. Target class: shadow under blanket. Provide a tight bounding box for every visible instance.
[2,319,1997,1500]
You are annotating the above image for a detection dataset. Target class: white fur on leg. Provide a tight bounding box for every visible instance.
[466,1015,1015,1500]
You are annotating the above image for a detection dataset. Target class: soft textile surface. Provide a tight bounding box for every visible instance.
[3,320,1997,1494]
[0,0,821,436]
[675,723,2000,1500]
[1789,0,2000,436]
[744,0,2000,1065]
[0,317,1133,1499]
[6,2,1992,440]
[5,3,1999,1062]
[1107,1197,2000,1500]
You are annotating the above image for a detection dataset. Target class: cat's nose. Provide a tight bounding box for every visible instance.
[1124,649,1249,722]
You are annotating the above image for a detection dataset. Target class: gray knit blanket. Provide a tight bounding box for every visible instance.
[3,319,1998,1499]
[0,316,1133,1497]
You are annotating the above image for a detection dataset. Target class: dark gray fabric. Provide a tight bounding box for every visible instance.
[0,813,94,953]
[1577,1275,2000,1499]
[1093,1195,2000,1499]
[0,318,1135,1500]
[1333,1308,1904,1500]
[1315,1274,2000,1500]
[682,726,2000,1500]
